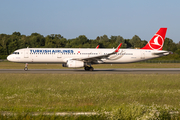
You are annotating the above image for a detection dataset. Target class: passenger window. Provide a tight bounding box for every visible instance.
[13,52,19,54]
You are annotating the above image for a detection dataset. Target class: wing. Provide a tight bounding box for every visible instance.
[72,43,122,62]
[96,45,99,49]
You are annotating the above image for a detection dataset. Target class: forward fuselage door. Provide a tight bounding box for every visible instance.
[24,50,29,58]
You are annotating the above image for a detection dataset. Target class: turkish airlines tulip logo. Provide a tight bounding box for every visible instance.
[149,34,164,50]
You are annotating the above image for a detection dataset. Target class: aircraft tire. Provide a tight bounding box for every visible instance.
[24,67,28,71]
[89,67,94,71]
[84,66,89,71]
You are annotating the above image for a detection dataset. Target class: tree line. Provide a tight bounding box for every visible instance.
[0,32,180,60]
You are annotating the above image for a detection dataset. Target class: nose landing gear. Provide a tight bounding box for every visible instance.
[24,63,28,71]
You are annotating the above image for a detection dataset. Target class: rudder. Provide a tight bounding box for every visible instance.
[141,28,167,50]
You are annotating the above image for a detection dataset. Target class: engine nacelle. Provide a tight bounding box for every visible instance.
[66,60,84,68]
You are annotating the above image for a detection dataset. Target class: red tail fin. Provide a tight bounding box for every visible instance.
[141,28,167,50]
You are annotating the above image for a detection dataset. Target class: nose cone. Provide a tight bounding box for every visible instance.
[7,55,12,61]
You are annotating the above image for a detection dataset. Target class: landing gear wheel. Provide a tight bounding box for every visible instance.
[24,63,28,71]
[84,66,89,71]
[89,67,94,71]
[24,67,28,71]
[84,66,94,71]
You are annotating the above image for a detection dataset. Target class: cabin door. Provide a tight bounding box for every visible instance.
[24,50,29,58]
[141,51,145,59]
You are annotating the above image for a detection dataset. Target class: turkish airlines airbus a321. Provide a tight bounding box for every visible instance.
[7,28,169,71]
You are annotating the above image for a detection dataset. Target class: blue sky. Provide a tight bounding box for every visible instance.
[0,0,180,43]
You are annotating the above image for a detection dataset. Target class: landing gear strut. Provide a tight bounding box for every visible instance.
[24,63,28,71]
[84,66,94,71]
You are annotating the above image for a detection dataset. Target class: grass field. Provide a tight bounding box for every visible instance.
[1,61,180,69]
[1,62,180,119]
[0,74,180,112]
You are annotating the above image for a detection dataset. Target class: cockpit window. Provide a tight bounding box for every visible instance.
[13,52,19,54]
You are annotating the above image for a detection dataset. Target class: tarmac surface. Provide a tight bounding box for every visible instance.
[0,68,180,74]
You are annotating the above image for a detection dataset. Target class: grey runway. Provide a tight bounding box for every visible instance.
[0,68,180,74]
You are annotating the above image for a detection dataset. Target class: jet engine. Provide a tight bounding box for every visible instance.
[62,60,84,68]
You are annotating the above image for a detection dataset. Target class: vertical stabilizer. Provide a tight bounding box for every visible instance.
[141,28,167,50]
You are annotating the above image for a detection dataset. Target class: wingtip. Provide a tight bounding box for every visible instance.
[115,43,122,52]
[96,45,99,49]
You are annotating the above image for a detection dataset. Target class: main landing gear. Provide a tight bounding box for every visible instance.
[24,63,28,71]
[84,66,94,71]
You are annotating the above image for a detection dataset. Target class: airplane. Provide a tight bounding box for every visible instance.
[7,28,169,71]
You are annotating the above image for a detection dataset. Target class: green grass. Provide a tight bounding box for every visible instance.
[0,114,103,120]
[1,73,180,119]
[1,61,180,69]
[0,74,180,113]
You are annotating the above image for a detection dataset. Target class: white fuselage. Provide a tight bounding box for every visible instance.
[7,48,169,64]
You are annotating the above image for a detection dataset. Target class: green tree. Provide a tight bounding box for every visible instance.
[0,31,180,60]
[0,34,9,54]
[7,32,21,53]
[45,35,55,48]
[69,35,89,48]
[12,32,21,36]
[29,33,45,47]
[125,39,132,48]
[130,35,141,48]
[163,38,177,52]
[140,40,148,48]
[54,37,67,48]
[116,36,127,48]
[100,35,109,43]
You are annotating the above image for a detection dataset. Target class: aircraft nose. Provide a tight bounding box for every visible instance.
[7,55,12,61]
